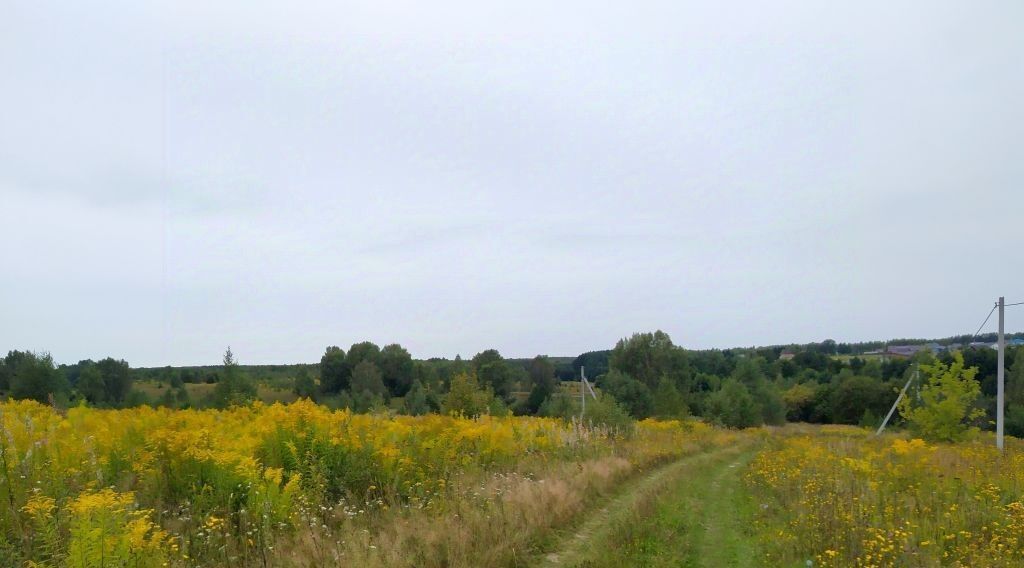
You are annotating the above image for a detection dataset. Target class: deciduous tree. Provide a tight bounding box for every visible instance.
[898,353,983,442]
[319,346,349,394]
[379,344,414,397]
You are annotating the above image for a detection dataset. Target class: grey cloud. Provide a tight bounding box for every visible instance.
[1,0,1022,366]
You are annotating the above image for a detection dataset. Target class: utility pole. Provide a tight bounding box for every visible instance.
[580,366,586,418]
[877,364,917,436]
[579,366,598,420]
[998,296,1005,451]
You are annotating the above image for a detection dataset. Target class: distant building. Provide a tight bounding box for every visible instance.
[886,345,928,359]
[779,350,796,361]
[861,350,886,363]
[1009,338,1024,347]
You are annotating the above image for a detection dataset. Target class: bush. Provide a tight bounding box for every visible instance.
[898,353,983,442]
[539,392,634,432]
[782,382,817,422]
[292,368,317,400]
[403,380,430,415]
[651,377,688,419]
[704,379,761,428]
[10,352,68,404]
[600,370,653,418]
[753,381,786,425]
[442,372,492,417]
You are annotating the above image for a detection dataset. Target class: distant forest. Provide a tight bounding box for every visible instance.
[4,330,1024,435]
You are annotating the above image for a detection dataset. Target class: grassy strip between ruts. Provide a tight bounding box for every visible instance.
[540,436,762,567]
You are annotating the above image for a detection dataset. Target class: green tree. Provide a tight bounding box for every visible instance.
[403,379,430,415]
[0,350,24,391]
[782,382,817,422]
[168,368,184,389]
[10,352,68,404]
[571,351,610,381]
[729,357,785,425]
[1005,349,1024,437]
[472,349,513,399]
[352,389,384,413]
[324,390,354,411]
[539,392,634,432]
[651,376,688,419]
[351,360,387,399]
[62,359,93,389]
[412,361,441,390]
[379,343,414,397]
[600,369,653,418]
[443,372,490,417]
[525,356,557,414]
[731,357,767,386]
[486,396,509,416]
[95,358,132,404]
[77,363,106,404]
[898,353,984,442]
[753,380,787,425]
[859,408,879,429]
[157,386,178,408]
[347,341,381,370]
[319,346,349,394]
[829,375,893,424]
[211,347,257,408]
[609,331,691,390]
[704,379,761,428]
[174,385,191,408]
[1007,348,1024,405]
[293,367,317,400]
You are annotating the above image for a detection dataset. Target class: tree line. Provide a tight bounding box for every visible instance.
[0,351,134,406]
[3,331,1023,435]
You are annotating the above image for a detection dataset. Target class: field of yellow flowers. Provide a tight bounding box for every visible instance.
[0,399,729,567]
[746,425,1024,567]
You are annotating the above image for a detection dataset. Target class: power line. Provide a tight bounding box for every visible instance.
[878,298,1010,438]
[1005,301,1024,307]
[971,303,998,339]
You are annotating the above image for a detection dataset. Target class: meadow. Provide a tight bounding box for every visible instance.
[5,396,1024,567]
[0,399,732,567]
[746,426,1024,567]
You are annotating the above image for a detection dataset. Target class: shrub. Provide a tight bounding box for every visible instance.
[898,352,983,442]
[704,379,760,428]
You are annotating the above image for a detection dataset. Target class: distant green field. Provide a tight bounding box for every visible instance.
[832,353,886,362]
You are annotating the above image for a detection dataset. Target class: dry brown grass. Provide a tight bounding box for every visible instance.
[269,456,636,567]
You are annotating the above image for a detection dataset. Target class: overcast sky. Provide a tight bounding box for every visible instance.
[2,1,1023,366]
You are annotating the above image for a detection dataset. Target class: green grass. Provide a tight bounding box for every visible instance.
[832,353,886,362]
[550,442,762,568]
